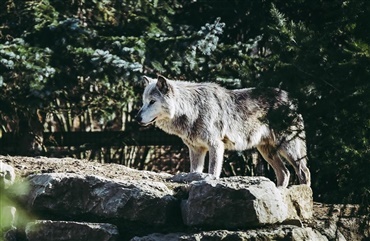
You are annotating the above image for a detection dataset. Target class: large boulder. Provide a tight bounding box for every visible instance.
[0,155,172,182]
[130,225,328,241]
[280,184,313,223]
[313,202,370,241]
[18,173,181,226]
[9,156,357,241]
[181,176,312,229]
[25,220,119,241]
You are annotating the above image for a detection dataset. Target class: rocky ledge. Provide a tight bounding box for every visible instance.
[1,156,369,241]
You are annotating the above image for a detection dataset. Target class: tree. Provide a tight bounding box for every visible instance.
[258,2,370,204]
[1,0,369,204]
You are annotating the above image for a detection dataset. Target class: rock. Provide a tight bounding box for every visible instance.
[0,155,172,182]
[181,176,290,228]
[0,161,15,189]
[130,225,328,241]
[18,173,181,226]
[281,184,313,222]
[25,220,119,241]
[290,227,329,241]
[3,228,18,241]
[170,172,216,183]
[131,232,183,241]
[7,156,367,241]
[313,202,370,241]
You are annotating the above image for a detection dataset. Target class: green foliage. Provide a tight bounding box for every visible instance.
[0,0,369,204]
[260,2,370,204]
[0,180,32,239]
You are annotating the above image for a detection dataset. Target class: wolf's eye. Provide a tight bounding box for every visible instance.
[149,100,156,105]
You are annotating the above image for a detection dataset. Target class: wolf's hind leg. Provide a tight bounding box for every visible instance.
[208,140,225,178]
[279,139,311,186]
[257,145,290,188]
[189,146,207,173]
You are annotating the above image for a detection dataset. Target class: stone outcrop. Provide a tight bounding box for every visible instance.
[20,173,180,226]
[131,225,328,241]
[25,220,119,241]
[1,156,368,241]
[181,176,312,228]
[313,202,370,241]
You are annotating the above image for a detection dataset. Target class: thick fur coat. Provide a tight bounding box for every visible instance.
[136,75,310,187]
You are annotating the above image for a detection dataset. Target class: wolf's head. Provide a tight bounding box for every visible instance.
[135,75,174,126]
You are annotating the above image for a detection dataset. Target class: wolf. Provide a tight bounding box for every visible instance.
[135,75,311,187]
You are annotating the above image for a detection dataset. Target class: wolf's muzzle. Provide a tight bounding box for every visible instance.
[135,114,143,123]
[135,114,157,126]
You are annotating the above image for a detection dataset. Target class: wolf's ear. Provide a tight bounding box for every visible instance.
[156,75,171,94]
[142,76,155,87]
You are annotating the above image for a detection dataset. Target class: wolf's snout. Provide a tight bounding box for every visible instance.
[135,114,142,123]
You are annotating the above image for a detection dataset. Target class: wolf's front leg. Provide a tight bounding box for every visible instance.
[208,140,225,178]
[189,146,207,173]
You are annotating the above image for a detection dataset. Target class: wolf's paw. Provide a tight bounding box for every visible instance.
[169,172,216,183]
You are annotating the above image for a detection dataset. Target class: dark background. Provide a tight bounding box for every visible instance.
[0,0,369,205]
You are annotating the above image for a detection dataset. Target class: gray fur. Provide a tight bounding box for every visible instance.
[136,75,311,187]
